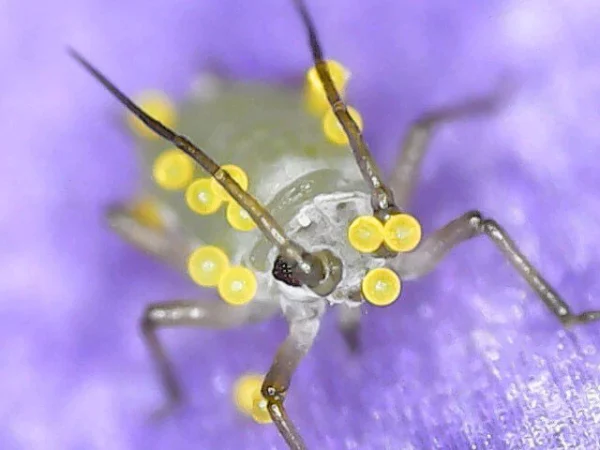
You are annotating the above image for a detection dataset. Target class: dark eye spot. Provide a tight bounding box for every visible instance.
[272,255,302,287]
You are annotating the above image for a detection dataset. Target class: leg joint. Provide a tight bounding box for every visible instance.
[463,210,502,236]
[261,381,286,404]
[464,209,483,230]
[140,305,159,332]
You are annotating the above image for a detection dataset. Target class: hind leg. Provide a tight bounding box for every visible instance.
[389,85,508,209]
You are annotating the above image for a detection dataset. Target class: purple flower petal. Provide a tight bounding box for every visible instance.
[3,0,600,448]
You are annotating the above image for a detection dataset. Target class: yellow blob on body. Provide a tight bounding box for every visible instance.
[304,60,350,116]
[127,90,177,139]
[218,266,257,306]
[185,178,223,215]
[383,214,422,252]
[152,149,194,190]
[232,373,271,423]
[322,106,363,146]
[210,165,249,202]
[348,215,384,253]
[227,201,257,231]
[129,198,163,230]
[361,267,401,307]
[187,246,230,287]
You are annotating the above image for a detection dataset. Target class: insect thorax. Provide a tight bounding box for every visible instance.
[135,77,382,306]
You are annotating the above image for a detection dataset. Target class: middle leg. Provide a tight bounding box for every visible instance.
[142,299,278,418]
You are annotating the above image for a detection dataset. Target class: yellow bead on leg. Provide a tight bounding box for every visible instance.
[185,178,223,215]
[251,391,272,424]
[383,214,422,252]
[126,90,177,140]
[218,267,257,306]
[152,149,195,191]
[304,60,350,117]
[232,373,272,424]
[347,215,384,253]
[361,268,401,306]
[322,105,363,146]
[210,165,248,202]
[187,246,229,287]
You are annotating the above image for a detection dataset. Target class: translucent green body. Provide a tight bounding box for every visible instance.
[136,78,367,273]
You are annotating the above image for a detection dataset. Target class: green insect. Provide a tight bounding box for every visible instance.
[70,0,600,448]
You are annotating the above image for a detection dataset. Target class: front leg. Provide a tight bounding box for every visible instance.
[142,299,278,418]
[261,309,322,450]
[391,210,600,326]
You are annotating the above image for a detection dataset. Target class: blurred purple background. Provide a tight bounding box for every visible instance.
[3,0,600,448]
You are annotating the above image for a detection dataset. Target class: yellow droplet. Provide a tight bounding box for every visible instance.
[210,165,249,202]
[304,60,350,116]
[152,149,195,191]
[126,90,177,140]
[322,105,363,146]
[383,214,422,252]
[218,266,257,306]
[227,201,257,232]
[251,391,272,424]
[233,373,266,419]
[187,246,229,287]
[129,198,163,230]
[348,215,384,253]
[361,267,401,307]
[185,178,223,215]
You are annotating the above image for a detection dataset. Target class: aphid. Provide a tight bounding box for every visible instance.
[70,0,600,448]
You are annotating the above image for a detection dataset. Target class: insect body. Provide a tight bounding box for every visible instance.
[135,81,385,311]
[71,0,600,448]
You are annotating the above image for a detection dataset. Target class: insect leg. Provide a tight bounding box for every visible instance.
[142,300,278,418]
[391,210,600,326]
[107,201,194,272]
[389,89,507,209]
[337,304,361,352]
[262,315,321,450]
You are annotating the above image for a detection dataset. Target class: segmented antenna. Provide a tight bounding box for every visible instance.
[68,48,325,286]
[292,0,398,219]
